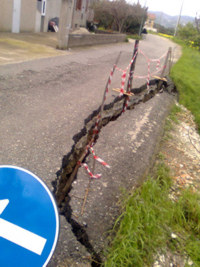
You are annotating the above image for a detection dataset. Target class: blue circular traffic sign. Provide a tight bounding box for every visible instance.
[0,166,59,267]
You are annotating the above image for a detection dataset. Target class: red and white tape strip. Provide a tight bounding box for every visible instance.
[156,59,160,71]
[147,60,151,90]
[138,49,148,61]
[90,147,110,168]
[139,49,167,63]
[123,95,129,113]
[119,71,127,96]
[93,64,116,142]
[92,114,101,138]
[127,51,138,72]
[103,68,115,102]
[81,163,102,179]
[116,51,138,74]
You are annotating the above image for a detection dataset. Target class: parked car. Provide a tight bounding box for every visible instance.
[48,17,59,32]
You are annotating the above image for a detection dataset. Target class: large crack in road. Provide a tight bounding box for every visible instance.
[53,76,176,266]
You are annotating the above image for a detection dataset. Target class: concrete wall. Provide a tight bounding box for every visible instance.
[68,34,126,48]
[35,8,41,32]
[0,0,13,31]
[20,0,37,32]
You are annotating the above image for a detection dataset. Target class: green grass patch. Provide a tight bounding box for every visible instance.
[170,45,200,133]
[104,163,200,267]
[126,34,142,40]
[163,104,182,140]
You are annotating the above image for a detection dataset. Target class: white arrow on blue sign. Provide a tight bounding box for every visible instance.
[0,165,59,267]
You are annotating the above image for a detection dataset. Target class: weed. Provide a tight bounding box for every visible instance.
[126,34,142,40]
[162,104,181,141]
[103,163,200,267]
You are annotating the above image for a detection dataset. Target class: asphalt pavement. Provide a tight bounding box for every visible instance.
[0,34,181,266]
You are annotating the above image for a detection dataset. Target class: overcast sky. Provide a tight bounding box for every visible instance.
[132,0,199,17]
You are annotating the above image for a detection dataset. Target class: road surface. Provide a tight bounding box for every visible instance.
[0,34,181,266]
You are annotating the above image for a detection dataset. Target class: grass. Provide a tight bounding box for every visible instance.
[104,162,200,267]
[126,34,142,40]
[103,36,200,267]
[163,104,182,140]
[170,44,200,133]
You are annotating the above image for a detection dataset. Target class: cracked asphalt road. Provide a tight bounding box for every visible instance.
[0,34,181,266]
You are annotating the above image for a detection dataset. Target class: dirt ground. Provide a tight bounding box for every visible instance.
[0,32,67,65]
[153,103,200,267]
[162,103,200,192]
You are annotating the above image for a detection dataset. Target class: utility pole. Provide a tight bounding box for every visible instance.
[174,0,184,37]
[57,0,74,50]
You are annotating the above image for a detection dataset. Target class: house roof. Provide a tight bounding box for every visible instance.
[148,13,156,20]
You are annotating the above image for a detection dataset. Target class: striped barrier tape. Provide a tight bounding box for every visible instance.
[90,147,111,168]
[77,48,169,180]
[117,52,138,97]
[156,59,160,71]
[116,51,138,74]
[119,71,127,96]
[147,60,151,90]
[138,49,168,62]
[77,60,118,180]
[123,95,130,113]
[81,163,102,179]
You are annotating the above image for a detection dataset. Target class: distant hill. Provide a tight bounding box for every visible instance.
[149,11,195,28]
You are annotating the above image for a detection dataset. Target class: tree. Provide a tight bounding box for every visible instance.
[107,0,131,33]
[178,22,198,40]
[125,3,147,34]
[92,0,147,33]
[154,23,174,35]
[92,0,113,29]
[176,22,200,50]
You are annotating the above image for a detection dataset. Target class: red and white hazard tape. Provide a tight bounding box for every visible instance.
[92,114,101,138]
[156,59,160,71]
[103,67,115,102]
[147,60,151,90]
[76,48,170,180]
[138,49,167,63]
[116,52,138,74]
[129,49,168,82]
[128,51,138,69]
[90,147,110,168]
[123,95,129,113]
[81,163,102,179]
[93,63,117,142]
[77,144,110,179]
[119,71,127,96]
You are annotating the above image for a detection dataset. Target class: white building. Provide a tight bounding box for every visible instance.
[0,0,93,33]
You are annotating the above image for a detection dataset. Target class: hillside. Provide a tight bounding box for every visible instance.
[149,11,195,28]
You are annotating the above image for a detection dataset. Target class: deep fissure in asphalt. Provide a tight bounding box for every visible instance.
[52,77,176,264]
